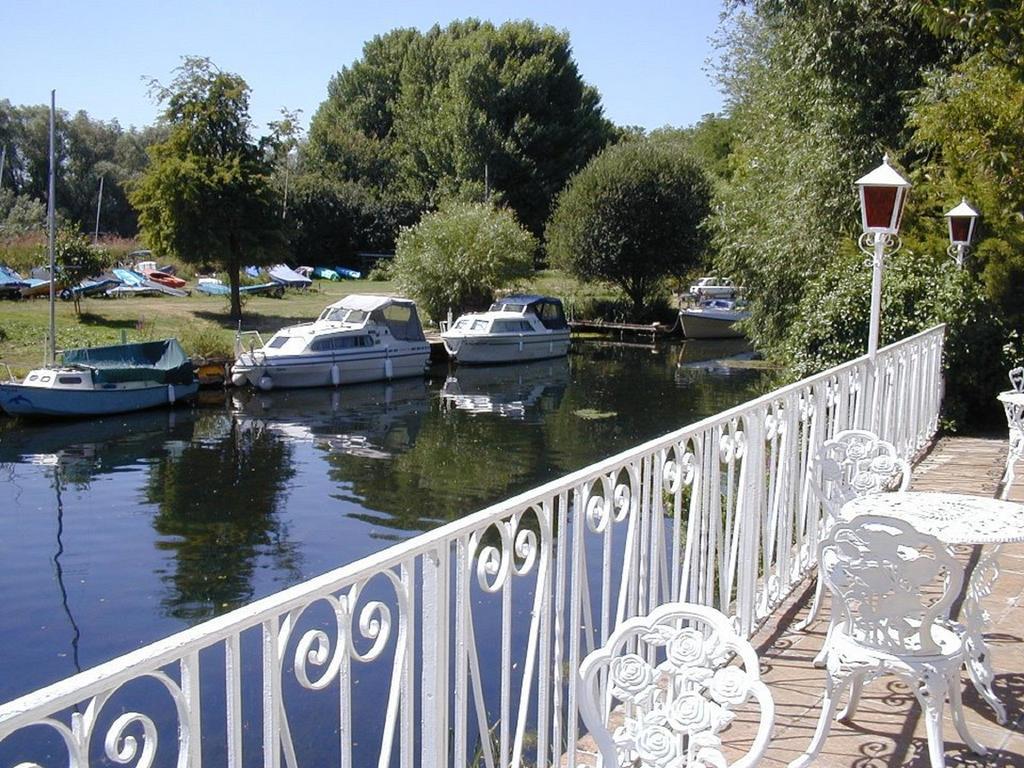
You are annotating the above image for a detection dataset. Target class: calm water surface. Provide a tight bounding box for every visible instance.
[0,339,766,708]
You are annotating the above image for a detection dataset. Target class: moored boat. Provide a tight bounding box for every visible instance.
[0,339,198,418]
[679,298,750,339]
[440,295,571,365]
[231,294,430,390]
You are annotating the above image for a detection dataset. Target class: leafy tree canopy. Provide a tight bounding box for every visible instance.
[546,139,713,315]
[130,57,285,319]
[306,20,617,240]
[392,201,536,322]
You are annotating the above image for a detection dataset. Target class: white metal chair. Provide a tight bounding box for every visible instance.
[577,602,774,768]
[798,429,911,631]
[788,515,985,768]
[1009,366,1024,393]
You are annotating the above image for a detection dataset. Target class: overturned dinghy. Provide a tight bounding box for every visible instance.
[231,294,430,390]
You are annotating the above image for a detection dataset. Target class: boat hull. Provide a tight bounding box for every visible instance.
[441,331,571,364]
[232,347,430,390]
[0,382,198,417]
[678,311,747,339]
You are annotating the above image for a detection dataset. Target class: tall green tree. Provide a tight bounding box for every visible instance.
[131,57,284,319]
[305,20,616,244]
[546,140,713,315]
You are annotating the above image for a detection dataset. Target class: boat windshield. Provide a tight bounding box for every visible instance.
[319,307,369,324]
[489,301,526,313]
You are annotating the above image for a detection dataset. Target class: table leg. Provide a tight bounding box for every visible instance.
[961,543,1007,724]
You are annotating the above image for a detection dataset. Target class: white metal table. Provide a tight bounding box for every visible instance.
[842,491,1024,724]
[998,390,1023,499]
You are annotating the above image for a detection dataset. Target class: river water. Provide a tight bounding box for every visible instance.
[0,338,766,759]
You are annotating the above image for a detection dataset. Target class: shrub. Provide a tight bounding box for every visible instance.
[179,322,234,359]
[392,202,536,322]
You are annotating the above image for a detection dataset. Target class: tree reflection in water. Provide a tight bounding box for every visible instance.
[146,412,301,622]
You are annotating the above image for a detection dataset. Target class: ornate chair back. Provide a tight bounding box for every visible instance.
[820,515,962,657]
[810,429,910,521]
[577,602,774,768]
[1009,366,1024,393]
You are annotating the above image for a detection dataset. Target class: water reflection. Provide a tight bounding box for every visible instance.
[0,409,197,486]
[440,358,570,420]
[146,412,300,621]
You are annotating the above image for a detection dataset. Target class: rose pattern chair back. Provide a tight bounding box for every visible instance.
[820,515,963,656]
[577,602,774,768]
[811,429,910,518]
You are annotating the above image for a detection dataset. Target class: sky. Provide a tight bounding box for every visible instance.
[2,0,728,136]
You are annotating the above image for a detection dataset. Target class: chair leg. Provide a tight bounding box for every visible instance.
[795,573,825,631]
[947,669,987,756]
[913,674,949,768]
[787,670,854,768]
[1000,456,1016,500]
[813,612,837,668]
[838,676,863,721]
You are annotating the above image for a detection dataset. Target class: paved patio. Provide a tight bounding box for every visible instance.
[571,435,1024,766]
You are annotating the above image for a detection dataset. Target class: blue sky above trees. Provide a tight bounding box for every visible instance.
[3,0,724,134]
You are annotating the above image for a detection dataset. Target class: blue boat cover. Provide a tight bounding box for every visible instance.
[312,267,340,281]
[63,339,195,386]
[334,266,362,279]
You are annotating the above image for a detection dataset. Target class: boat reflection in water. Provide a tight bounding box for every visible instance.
[232,376,430,460]
[440,357,570,421]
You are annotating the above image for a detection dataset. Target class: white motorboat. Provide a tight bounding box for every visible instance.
[230,294,430,390]
[679,298,751,339]
[440,295,571,364]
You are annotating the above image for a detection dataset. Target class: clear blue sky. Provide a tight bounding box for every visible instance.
[2,0,727,135]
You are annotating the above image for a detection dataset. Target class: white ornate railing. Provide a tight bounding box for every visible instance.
[0,325,945,767]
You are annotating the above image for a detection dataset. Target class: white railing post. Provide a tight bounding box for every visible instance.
[420,545,449,768]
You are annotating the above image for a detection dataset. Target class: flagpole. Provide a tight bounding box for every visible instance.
[47,90,57,366]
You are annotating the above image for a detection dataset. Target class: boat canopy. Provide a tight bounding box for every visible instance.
[489,295,568,331]
[62,339,195,385]
[323,295,426,342]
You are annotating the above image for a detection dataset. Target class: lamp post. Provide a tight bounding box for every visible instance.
[855,154,911,360]
[944,198,978,268]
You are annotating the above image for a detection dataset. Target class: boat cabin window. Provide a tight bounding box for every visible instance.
[310,335,373,352]
[268,336,291,349]
[471,319,489,332]
[319,307,369,324]
[28,374,38,381]
[454,318,473,330]
[489,301,526,313]
[491,319,533,333]
[58,376,83,384]
[535,300,567,330]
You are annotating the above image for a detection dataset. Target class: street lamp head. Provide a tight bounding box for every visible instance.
[944,198,979,246]
[855,154,912,235]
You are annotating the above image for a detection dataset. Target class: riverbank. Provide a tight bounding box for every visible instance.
[0,270,629,374]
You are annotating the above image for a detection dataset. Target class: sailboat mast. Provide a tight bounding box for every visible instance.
[47,90,57,366]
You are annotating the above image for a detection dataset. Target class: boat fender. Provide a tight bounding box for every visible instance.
[331,364,341,386]
[519,334,524,353]
[168,384,176,404]
[230,370,249,388]
[384,355,393,381]
[258,375,274,391]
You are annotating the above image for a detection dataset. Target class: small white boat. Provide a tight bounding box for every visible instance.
[679,298,750,339]
[0,339,198,417]
[231,294,430,390]
[441,295,570,364]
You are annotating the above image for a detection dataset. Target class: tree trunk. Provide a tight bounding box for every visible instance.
[227,238,242,321]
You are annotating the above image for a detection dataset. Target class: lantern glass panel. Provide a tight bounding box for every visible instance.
[950,217,971,243]
[863,187,898,230]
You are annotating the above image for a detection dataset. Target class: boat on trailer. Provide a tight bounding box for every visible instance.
[0,339,198,418]
[230,294,431,390]
[441,295,571,364]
